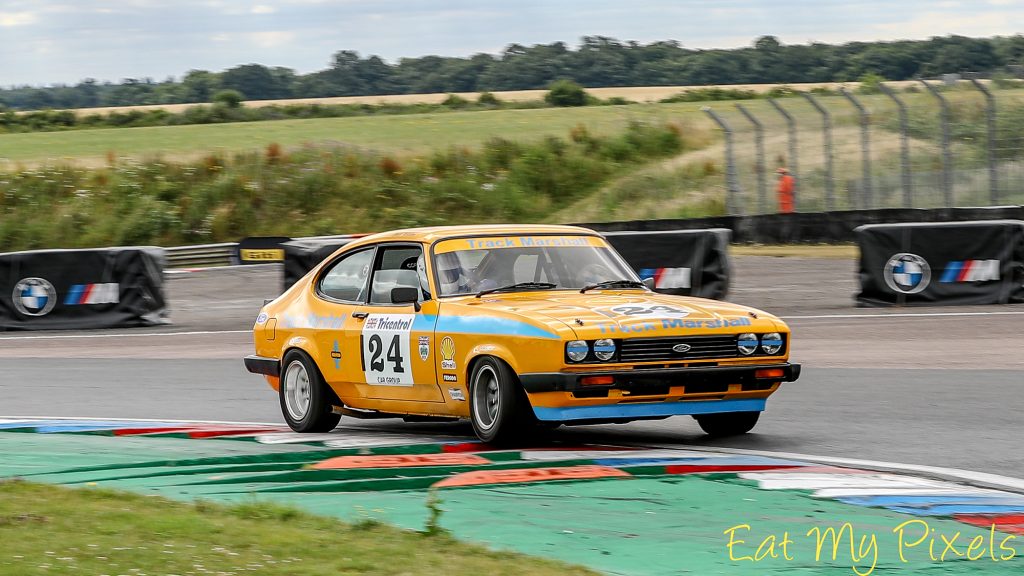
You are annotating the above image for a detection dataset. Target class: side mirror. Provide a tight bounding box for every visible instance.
[391,287,421,311]
[642,277,656,290]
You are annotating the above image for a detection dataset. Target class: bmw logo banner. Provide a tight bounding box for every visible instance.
[602,229,731,300]
[855,220,1024,307]
[0,247,169,330]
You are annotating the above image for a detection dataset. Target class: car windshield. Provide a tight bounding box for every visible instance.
[432,234,640,297]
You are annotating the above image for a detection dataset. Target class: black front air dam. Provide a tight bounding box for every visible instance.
[519,363,800,393]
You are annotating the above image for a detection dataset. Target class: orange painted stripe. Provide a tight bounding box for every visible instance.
[312,453,491,470]
[433,465,631,488]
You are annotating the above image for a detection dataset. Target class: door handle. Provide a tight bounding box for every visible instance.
[352,311,368,319]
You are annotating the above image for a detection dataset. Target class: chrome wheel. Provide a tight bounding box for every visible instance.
[472,364,500,431]
[283,360,311,422]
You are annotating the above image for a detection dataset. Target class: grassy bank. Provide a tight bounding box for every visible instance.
[0,121,697,250]
[0,480,595,576]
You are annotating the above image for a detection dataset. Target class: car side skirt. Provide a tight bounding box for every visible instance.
[532,398,767,422]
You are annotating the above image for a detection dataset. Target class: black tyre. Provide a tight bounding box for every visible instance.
[279,350,341,433]
[694,411,760,437]
[469,356,528,443]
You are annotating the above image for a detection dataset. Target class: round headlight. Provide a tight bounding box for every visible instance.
[761,332,783,355]
[737,333,759,355]
[566,340,589,362]
[593,338,616,361]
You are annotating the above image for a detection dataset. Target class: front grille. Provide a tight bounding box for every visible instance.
[619,335,740,363]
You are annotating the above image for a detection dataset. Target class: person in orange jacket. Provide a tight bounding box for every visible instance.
[776,167,795,213]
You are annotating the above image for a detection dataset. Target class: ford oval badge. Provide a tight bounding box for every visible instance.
[672,343,692,353]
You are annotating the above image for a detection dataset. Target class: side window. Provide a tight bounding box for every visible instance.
[369,245,424,305]
[319,249,374,302]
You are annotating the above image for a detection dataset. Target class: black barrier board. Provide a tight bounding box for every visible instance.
[282,237,358,291]
[236,236,292,265]
[856,220,1024,306]
[0,247,169,330]
[602,229,731,299]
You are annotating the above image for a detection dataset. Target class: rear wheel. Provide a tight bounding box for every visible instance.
[280,350,341,433]
[694,411,760,437]
[469,356,528,443]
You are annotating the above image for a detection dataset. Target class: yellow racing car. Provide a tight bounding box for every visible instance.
[245,224,799,442]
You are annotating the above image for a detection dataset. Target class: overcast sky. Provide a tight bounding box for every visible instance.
[1,0,1022,87]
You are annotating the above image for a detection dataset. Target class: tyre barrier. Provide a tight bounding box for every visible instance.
[0,247,168,330]
[856,220,1024,306]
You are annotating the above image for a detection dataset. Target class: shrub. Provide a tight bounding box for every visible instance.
[477,91,500,106]
[545,80,588,107]
[441,94,468,108]
[212,89,245,109]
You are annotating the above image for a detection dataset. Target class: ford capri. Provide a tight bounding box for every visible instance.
[245,224,800,442]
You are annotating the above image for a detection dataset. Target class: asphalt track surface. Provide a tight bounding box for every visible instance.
[3,256,1023,478]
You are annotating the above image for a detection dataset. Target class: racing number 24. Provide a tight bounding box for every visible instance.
[363,334,405,374]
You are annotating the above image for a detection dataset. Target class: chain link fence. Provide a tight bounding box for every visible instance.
[702,78,1024,215]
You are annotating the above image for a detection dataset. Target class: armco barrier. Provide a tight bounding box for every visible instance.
[603,229,730,299]
[856,220,1024,306]
[0,247,168,330]
[165,242,236,268]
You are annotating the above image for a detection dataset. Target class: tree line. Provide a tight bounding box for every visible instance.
[2,34,1023,111]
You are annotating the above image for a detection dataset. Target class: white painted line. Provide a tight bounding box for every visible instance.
[782,310,1024,320]
[637,443,1024,494]
[813,487,1005,498]
[0,330,250,341]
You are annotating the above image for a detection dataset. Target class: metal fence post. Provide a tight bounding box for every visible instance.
[919,79,954,207]
[767,98,798,210]
[878,83,912,208]
[799,92,834,211]
[840,88,873,209]
[735,103,767,214]
[968,76,998,205]
[702,107,743,215]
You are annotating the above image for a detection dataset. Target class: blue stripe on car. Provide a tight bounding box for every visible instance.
[531,398,767,421]
[431,314,559,339]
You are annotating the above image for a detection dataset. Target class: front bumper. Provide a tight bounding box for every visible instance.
[244,355,280,377]
[519,362,801,393]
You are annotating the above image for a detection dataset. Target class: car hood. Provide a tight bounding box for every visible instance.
[459,290,784,338]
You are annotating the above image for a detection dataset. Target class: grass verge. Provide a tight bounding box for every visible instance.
[0,479,597,576]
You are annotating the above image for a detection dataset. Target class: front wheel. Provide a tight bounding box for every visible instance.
[279,350,341,433]
[469,356,526,443]
[694,411,760,437]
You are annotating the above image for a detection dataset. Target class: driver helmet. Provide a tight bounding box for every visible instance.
[436,253,468,294]
[416,254,431,298]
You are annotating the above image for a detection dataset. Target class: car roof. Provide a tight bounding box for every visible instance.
[346,224,603,247]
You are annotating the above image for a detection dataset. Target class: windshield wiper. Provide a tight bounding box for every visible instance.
[476,282,557,298]
[580,279,647,293]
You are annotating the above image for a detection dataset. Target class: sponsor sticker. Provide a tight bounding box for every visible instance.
[255,312,269,324]
[361,314,414,386]
[443,374,458,383]
[418,336,430,361]
[447,387,465,401]
[13,277,57,317]
[440,336,457,370]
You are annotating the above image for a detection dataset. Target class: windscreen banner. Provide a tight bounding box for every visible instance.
[856,220,1024,306]
[602,228,731,299]
[0,247,169,330]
